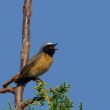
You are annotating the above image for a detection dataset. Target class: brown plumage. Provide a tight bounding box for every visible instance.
[15,52,53,83]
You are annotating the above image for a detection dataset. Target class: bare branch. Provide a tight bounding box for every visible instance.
[0,0,32,109]
[20,97,35,109]
[15,0,32,109]
[20,97,42,109]
[0,87,15,94]
[21,0,32,68]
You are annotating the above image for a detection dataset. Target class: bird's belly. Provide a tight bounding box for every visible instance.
[29,55,52,77]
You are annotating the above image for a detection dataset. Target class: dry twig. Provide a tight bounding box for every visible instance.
[0,87,15,94]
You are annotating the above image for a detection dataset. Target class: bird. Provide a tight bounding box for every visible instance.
[3,42,57,87]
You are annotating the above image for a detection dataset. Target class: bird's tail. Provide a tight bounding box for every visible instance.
[2,72,20,88]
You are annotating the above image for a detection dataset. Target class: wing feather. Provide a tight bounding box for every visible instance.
[15,53,41,83]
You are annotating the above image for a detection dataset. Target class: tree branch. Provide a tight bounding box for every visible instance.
[0,87,15,94]
[20,96,42,109]
[0,0,32,109]
[15,0,32,109]
[21,0,31,68]
[20,97,36,109]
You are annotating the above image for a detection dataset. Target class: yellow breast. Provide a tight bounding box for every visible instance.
[29,53,53,77]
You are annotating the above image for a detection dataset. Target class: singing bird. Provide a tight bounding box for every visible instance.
[3,42,57,87]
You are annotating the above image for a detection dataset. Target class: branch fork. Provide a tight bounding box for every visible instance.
[0,0,32,110]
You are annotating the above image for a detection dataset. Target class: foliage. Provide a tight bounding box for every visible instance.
[33,81,73,110]
[5,81,84,110]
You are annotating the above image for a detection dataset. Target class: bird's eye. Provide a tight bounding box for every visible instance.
[49,45,53,49]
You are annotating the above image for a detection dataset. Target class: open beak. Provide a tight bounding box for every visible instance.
[53,43,58,50]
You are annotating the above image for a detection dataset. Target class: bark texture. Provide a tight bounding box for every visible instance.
[15,0,32,109]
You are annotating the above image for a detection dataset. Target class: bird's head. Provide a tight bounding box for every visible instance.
[40,42,58,57]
